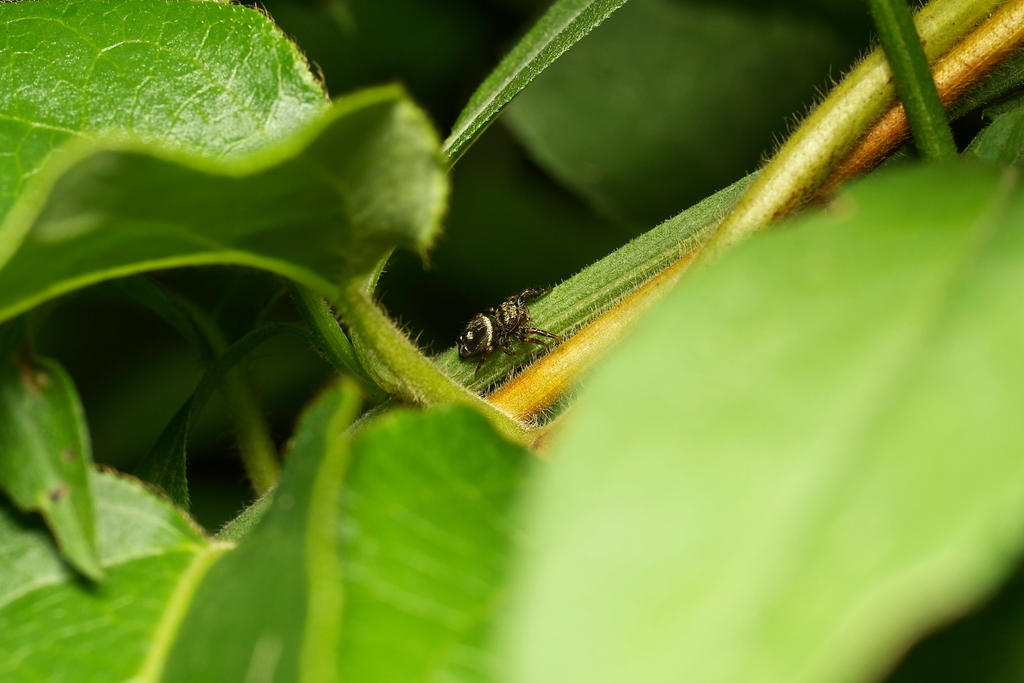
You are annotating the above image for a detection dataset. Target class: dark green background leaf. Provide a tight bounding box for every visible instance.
[442,0,630,164]
[886,563,1024,682]
[502,163,1024,683]
[967,95,1024,165]
[503,0,870,226]
[0,352,101,579]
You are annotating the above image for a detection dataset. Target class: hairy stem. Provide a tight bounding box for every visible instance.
[433,175,752,392]
[184,310,280,494]
[290,284,386,401]
[701,0,1006,259]
[488,251,697,420]
[821,0,1024,195]
[488,0,1018,422]
[868,0,957,160]
[336,282,531,444]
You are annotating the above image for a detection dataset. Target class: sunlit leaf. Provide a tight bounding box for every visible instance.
[338,405,529,681]
[0,0,327,222]
[503,163,1024,683]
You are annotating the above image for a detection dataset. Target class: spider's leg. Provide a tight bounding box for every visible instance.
[518,287,552,301]
[522,326,562,341]
[500,341,517,356]
[474,347,493,375]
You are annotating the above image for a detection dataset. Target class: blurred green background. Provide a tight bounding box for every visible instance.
[35,0,874,525]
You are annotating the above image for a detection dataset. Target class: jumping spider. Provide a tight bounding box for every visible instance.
[458,287,562,374]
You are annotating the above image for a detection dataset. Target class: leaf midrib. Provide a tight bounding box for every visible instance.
[132,542,233,682]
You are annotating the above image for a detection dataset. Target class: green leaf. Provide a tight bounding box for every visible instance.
[338,405,529,681]
[503,0,869,225]
[0,351,101,580]
[502,163,1024,683]
[0,470,213,681]
[0,386,529,679]
[967,96,1024,165]
[0,85,447,324]
[161,391,529,681]
[0,0,327,223]
[160,381,361,682]
[442,0,631,165]
[0,380,356,681]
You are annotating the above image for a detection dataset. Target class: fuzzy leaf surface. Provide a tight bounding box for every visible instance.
[503,163,1024,683]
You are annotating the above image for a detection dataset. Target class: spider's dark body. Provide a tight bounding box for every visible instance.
[457,287,562,374]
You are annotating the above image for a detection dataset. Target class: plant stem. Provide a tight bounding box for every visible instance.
[118,279,280,494]
[701,0,1006,260]
[290,284,386,401]
[487,0,1021,422]
[488,250,698,420]
[335,282,531,444]
[433,175,752,392]
[184,311,280,494]
[867,0,957,160]
[821,0,1024,196]
[223,370,280,494]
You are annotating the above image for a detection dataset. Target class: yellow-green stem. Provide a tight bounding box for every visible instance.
[336,282,532,445]
[702,0,1007,259]
[822,0,1024,195]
